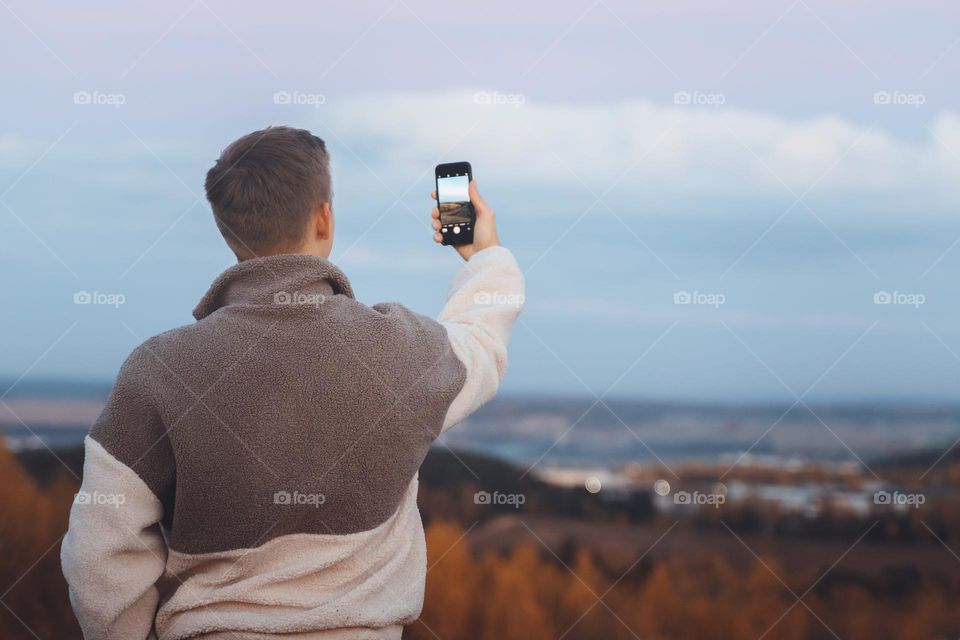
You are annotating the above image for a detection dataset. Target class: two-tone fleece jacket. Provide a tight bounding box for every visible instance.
[61,246,524,640]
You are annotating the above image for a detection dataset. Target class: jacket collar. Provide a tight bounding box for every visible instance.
[193,253,355,320]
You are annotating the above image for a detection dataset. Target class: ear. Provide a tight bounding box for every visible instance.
[313,202,333,240]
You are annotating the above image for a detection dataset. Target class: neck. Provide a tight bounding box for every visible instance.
[236,244,330,263]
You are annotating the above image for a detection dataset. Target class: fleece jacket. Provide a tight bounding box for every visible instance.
[61,245,525,640]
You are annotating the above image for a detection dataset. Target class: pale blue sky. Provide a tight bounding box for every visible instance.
[438,174,469,204]
[1,0,959,402]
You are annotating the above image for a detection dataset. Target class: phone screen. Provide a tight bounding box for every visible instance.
[438,174,471,224]
[436,165,474,245]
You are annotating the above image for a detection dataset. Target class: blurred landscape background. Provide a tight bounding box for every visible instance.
[2,1,960,638]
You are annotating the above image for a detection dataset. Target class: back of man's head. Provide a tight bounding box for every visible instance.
[205,126,331,260]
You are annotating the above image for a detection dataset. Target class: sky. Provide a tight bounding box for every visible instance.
[1,0,959,403]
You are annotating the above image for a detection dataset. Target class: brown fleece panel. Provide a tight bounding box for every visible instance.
[92,254,466,554]
[89,358,176,530]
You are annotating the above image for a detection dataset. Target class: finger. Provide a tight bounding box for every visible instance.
[432,220,440,230]
[431,207,440,219]
[468,180,491,215]
[433,232,443,243]
[430,191,437,200]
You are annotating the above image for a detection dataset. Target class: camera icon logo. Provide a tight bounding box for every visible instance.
[873,91,892,105]
[673,291,692,305]
[273,91,292,105]
[73,91,91,105]
[873,291,892,305]
[73,491,91,505]
[273,491,292,505]
[274,291,292,305]
[873,490,891,505]
[473,491,491,505]
[673,91,691,105]
[673,490,691,504]
[74,291,92,305]
[474,91,492,105]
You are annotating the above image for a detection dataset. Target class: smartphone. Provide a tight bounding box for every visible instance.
[435,161,474,246]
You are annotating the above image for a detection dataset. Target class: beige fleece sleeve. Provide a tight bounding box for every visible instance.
[61,436,167,640]
[438,246,525,431]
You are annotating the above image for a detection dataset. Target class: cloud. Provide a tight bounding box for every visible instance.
[317,90,960,213]
[5,89,959,219]
[0,130,209,195]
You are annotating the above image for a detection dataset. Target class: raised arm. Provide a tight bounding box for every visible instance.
[431,181,525,431]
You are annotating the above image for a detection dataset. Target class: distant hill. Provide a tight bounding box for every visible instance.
[15,444,656,524]
[7,388,960,471]
[869,445,960,470]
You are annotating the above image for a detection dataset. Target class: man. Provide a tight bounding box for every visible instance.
[61,126,524,639]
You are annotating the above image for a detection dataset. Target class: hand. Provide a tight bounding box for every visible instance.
[431,180,500,261]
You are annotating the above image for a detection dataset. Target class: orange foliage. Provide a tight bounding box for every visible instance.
[0,437,958,640]
[0,441,81,639]
[409,520,960,640]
